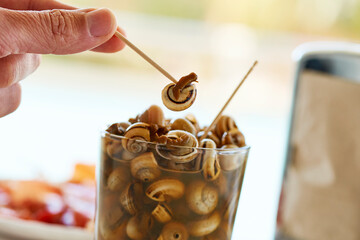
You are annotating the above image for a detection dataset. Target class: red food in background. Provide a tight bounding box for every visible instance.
[0,164,96,229]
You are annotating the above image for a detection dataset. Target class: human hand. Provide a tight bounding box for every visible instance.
[0,0,126,118]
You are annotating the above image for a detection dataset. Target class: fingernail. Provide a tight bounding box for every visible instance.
[86,8,115,37]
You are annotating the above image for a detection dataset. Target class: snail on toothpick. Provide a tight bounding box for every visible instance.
[114,31,197,111]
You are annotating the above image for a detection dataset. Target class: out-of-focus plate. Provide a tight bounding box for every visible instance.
[0,217,92,240]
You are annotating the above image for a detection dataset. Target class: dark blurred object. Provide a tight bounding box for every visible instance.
[0,164,95,229]
[276,42,360,240]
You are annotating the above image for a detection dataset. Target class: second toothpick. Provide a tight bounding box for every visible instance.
[199,61,258,142]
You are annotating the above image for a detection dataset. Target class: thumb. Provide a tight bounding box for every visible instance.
[0,8,117,56]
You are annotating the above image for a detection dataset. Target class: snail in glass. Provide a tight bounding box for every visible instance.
[171,118,197,136]
[130,152,161,182]
[197,130,221,148]
[218,144,243,171]
[200,139,221,181]
[152,202,173,223]
[100,220,128,240]
[156,130,199,163]
[221,128,246,147]
[187,211,221,237]
[214,115,238,139]
[158,221,189,240]
[107,167,131,191]
[122,122,151,154]
[126,212,153,240]
[146,178,185,202]
[120,182,144,215]
[162,72,197,111]
[185,180,219,215]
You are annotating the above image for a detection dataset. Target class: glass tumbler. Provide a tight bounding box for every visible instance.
[96,131,250,240]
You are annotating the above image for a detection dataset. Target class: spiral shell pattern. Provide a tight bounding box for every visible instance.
[156,130,199,163]
[214,115,238,139]
[122,122,151,154]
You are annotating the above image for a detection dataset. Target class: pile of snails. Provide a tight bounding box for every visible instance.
[98,105,248,240]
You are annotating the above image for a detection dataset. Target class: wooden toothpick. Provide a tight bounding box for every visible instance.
[199,60,258,142]
[115,31,178,84]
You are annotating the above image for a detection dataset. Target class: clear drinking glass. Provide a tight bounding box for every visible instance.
[96,131,250,240]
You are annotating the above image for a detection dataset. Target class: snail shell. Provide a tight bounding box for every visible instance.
[152,202,173,223]
[106,122,131,136]
[165,158,202,172]
[187,211,221,237]
[212,172,228,196]
[130,152,161,182]
[171,118,197,135]
[121,150,139,161]
[106,140,123,161]
[157,222,189,240]
[139,105,166,126]
[185,180,219,215]
[120,183,143,215]
[218,145,243,171]
[100,220,128,240]
[126,212,153,240]
[156,130,199,163]
[122,123,151,154]
[146,179,185,202]
[104,204,126,227]
[161,73,197,112]
[107,167,131,192]
[185,114,200,132]
[214,115,238,139]
[200,139,220,181]
[203,225,230,240]
[197,131,221,148]
[221,129,246,147]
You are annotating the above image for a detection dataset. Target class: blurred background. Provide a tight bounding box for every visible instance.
[0,0,359,239]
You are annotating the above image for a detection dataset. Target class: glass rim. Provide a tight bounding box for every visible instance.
[101,130,251,153]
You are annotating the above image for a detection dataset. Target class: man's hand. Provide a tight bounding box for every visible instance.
[0,0,125,117]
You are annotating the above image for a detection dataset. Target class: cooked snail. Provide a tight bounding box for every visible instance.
[200,139,220,181]
[104,204,126,227]
[157,221,189,240]
[214,115,238,139]
[171,118,197,135]
[203,226,230,240]
[107,167,131,192]
[186,180,218,215]
[106,122,131,136]
[121,150,139,161]
[120,183,143,215]
[106,140,123,161]
[218,144,243,171]
[156,130,199,163]
[100,220,128,240]
[197,131,221,148]
[152,202,173,223]
[188,211,221,237]
[138,105,166,126]
[185,114,200,132]
[146,179,185,202]
[126,212,153,240]
[221,128,246,147]
[122,123,151,154]
[130,152,161,182]
[162,73,197,111]
[212,172,228,196]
